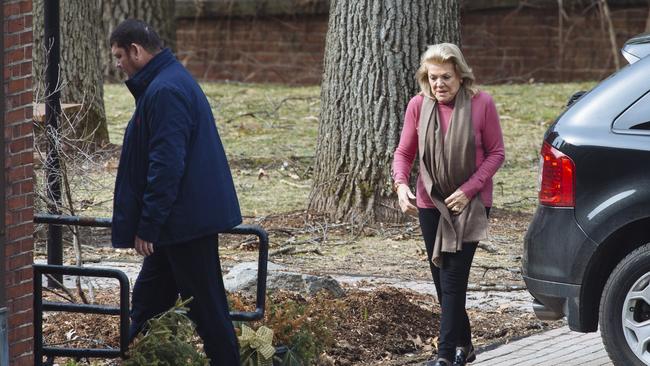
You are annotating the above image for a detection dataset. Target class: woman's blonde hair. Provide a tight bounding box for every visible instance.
[416,43,477,98]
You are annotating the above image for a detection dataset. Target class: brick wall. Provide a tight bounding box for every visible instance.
[176,3,649,84]
[3,1,34,365]
[177,14,328,84]
[463,5,648,84]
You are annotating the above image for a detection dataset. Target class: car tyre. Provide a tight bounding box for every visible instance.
[601,243,650,366]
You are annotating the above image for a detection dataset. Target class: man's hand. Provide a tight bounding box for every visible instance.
[396,184,418,217]
[445,189,469,215]
[135,236,154,256]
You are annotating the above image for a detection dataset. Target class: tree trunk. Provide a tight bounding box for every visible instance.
[308,0,460,224]
[34,0,109,146]
[100,0,176,82]
[646,0,650,32]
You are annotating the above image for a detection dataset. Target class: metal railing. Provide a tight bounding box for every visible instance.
[0,307,7,366]
[33,264,130,364]
[33,213,269,364]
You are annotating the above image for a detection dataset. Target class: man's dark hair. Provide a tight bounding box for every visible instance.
[110,19,163,53]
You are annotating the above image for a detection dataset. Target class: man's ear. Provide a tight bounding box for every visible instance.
[129,43,141,60]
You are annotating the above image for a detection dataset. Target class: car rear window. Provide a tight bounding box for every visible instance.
[613,90,650,133]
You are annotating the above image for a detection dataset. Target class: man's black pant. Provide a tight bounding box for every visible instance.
[419,208,489,361]
[129,235,240,366]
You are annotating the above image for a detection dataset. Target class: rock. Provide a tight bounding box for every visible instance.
[305,274,345,297]
[223,262,286,293]
[224,261,345,298]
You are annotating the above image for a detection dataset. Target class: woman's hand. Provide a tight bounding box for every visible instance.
[396,183,418,217]
[445,189,469,215]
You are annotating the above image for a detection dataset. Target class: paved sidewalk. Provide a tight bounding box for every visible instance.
[474,326,612,366]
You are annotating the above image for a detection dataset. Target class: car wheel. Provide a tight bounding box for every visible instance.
[601,243,650,366]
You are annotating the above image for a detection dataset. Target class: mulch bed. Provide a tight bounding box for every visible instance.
[41,286,560,365]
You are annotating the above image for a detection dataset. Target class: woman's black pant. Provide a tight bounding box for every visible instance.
[418,207,489,361]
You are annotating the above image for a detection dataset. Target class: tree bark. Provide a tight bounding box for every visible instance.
[309,0,460,224]
[34,0,109,146]
[646,0,650,32]
[100,0,176,82]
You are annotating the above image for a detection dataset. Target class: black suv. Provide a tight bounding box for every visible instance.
[523,33,650,366]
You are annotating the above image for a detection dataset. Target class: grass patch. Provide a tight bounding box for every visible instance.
[105,84,135,144]
[202,83,320,161]
[103,82,320,217]
[99,81,598,217]
[105,83,320,159]
[483,82,596,211]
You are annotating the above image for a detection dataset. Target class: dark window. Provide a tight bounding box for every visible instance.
[631,121,650,130]
[613,91,650,132]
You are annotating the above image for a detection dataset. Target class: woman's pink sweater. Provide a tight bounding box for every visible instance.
[392,91,505,208]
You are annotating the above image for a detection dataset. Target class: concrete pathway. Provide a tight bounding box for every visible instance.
[474,326,612,366]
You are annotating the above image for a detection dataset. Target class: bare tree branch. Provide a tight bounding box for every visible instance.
[598,0,620,70]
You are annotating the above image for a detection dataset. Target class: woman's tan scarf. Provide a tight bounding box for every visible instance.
[418,88,488,267]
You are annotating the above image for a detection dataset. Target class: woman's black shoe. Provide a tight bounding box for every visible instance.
[424,358,451,366]
[453,345,476,365]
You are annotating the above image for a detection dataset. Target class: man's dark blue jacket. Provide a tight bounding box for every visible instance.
[112,48,242,248]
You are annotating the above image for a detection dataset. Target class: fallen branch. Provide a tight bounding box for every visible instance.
[478,242,498,253]
[502,197,536,206]
[292,248,324,256]
[44,274,77,302]
[225,96,319,124]
[270,246,295,256]
[467,284,526,292]
[228,237,258,250]
[474,265,520,272]
[280,179,310,189]
[225,111,263,124]
[47,337,110,348]
[270,246,323,257]
[283,236,323,246]
[267,228,295,236]
[79,257,102,264]
[42,285,76,303]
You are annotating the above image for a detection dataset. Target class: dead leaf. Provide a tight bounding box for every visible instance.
[258,168,269,180]
[65,329,78,341]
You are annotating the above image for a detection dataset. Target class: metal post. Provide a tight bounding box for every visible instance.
[0,308,7,366]
[44,0,63,287]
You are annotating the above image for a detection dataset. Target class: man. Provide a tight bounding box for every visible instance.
[109,19,242,365]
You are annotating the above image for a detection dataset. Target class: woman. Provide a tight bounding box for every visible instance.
[392,43,505,366]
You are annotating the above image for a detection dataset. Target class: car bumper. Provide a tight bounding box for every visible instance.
[523,205,597,331]
[523,275,581,323]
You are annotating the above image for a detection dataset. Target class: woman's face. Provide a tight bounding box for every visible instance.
[426,61,462,104]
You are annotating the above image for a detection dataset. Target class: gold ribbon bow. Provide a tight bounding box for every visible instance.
[239,324,275,365]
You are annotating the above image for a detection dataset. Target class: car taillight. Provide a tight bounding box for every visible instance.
[539,141,575,207]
